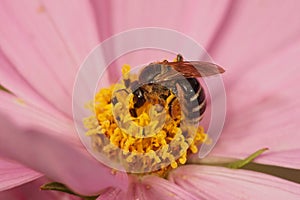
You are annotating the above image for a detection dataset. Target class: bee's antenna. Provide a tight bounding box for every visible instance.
[176,54,183,62]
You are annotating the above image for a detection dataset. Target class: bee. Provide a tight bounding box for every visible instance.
[119,54,225,126]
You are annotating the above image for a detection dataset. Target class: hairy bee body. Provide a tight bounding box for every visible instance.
[135,64,206,123]
[125,55,224,125]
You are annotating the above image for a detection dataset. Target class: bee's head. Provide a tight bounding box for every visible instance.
[133,87,146,108]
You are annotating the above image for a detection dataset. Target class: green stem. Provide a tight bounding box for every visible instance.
[40,182,99,200]
[227,148,269,169]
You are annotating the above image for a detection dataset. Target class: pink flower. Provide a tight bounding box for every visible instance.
[1,0,300,199]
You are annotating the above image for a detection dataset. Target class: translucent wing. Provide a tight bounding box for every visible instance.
[152,61,225,82]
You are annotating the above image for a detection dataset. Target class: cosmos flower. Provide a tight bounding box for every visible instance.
[1,0,300,199]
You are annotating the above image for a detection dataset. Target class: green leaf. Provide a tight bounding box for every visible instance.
[227,148,269,169]
[40,182,99,200]
[242,162,300,184]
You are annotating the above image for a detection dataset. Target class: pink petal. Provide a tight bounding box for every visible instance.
[0,176,80,200]
[97,176,199,200]
[0,92,74,140]
[208,0,300,70]
[96,188,123,200]
[96,176,151,200]
[210,38,300,168]
[0,113,128,195]
[141,176,199,200]
[97,188,148,200]
[91,0,231,48]
[0,0,99,118]
[0,159,41,191]
[169,165,300,199]
[0,50,64,119]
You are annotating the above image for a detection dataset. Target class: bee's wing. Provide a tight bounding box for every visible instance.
[152,61,225,82]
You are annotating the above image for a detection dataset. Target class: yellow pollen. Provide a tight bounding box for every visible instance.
[83,62,208,176]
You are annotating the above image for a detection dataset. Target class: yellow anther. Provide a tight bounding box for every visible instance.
[122,64,131,75]
[171,161,178,169]
[179,155,187,164]
[190,144,198,154]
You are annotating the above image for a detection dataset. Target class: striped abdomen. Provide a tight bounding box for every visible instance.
[167,78,206,124]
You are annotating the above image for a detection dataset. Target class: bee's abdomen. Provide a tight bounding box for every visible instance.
[175,78,206,123]
[188,85,206,123]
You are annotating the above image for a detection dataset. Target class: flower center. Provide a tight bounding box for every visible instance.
[83,63,208,176]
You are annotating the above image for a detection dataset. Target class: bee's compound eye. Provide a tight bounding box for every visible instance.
[133,88,146,108]
[134,89,143,98]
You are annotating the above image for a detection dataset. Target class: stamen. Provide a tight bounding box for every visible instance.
[83,63,208,176]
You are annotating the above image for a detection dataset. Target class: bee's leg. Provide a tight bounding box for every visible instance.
[124,78,130,88]
[129,108,137,117]
[115,88,129,95]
